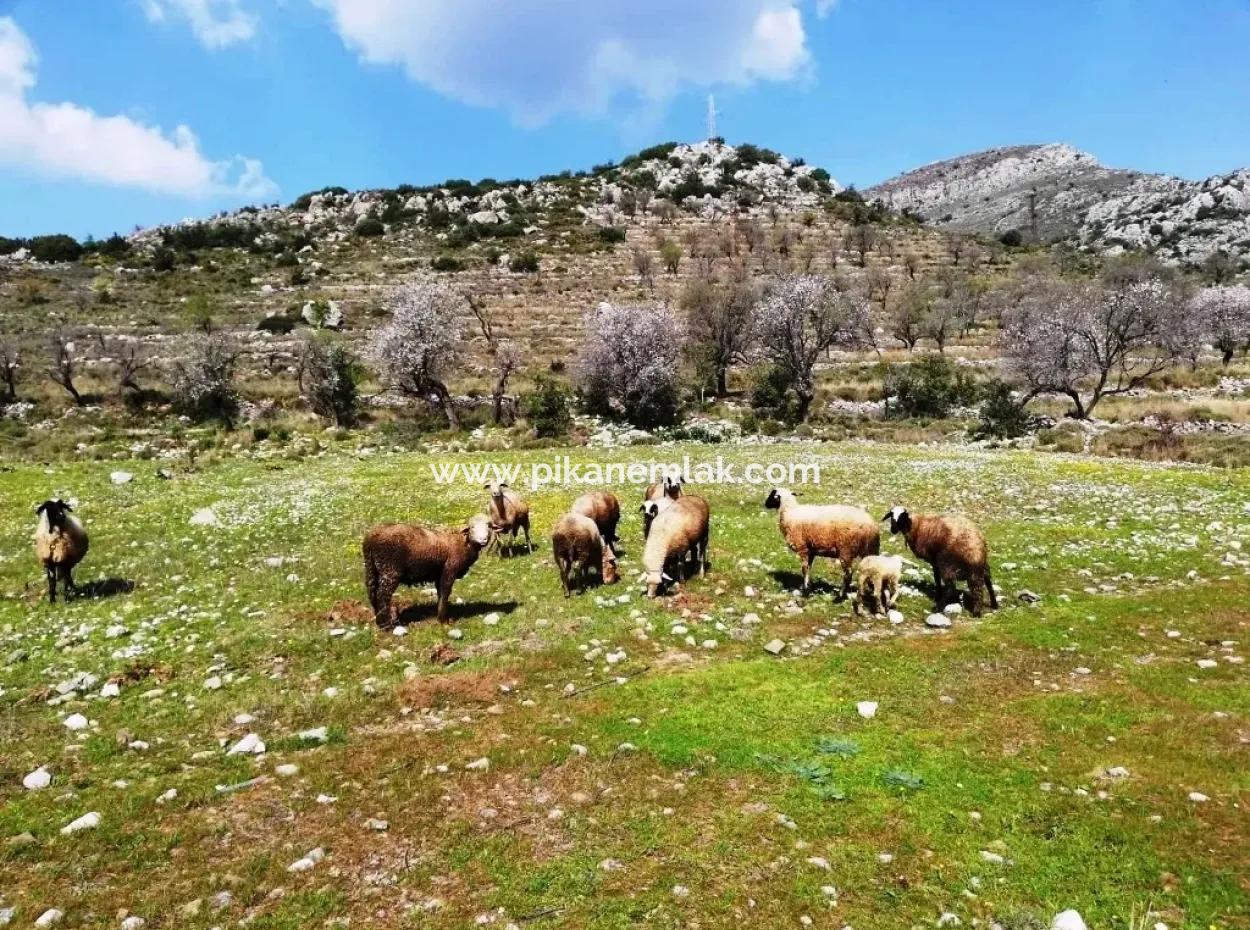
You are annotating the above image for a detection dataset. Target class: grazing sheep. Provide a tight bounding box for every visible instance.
[763,488,879,597]
[643,471,683,503]
[884,506,998,616]
[639,495,676,541]
[642,495,710,597]
[485,481,532,555]
[363,514,493,625]
[552,513,619,596]
[33,499,89,604]
[853,554,904,616]
[571,490,621,550]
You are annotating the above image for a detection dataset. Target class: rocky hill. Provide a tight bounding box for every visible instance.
[868,143,1250,266]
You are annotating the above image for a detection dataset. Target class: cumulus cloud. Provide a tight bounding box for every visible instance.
[311,0,815,125]
[139,0,258,49]
[0,17,275,199]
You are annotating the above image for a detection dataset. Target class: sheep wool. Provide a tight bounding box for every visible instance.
[570,490,621,549]
[552,512,618,596]
[854,554,904,616]
[485,482,532,555]
[362,514,493,625]
[764,488,879,597]
[885,506,998,616]
[33,500,89,603]
[642,495,710,597]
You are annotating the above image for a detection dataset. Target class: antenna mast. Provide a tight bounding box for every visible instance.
[706,94,719,141]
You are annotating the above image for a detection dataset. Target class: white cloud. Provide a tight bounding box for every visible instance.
[0,17,275,199]
[311,0,814,125]
[140,0,258,49]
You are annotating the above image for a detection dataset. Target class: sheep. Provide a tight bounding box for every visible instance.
[362,514,493,626]
[571,490,621,550]
[551,513,619,596]
[883,506,998,616]
[763,488,879,598]
[642,495,710,597]
[853,554,904,616]
[484,481,532,555]
[644,471,683,503]
[33,499,89,603]
[639,495,675,541]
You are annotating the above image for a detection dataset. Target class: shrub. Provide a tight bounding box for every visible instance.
[883,356,979,419]
[299,336,360,426]
[597,226,627,245]
[750,364,803,424]
[257,315,296,334]
[523,375,573,438]
[29,234,84,263]
[151,247,176,272]
[431,255,465,272]
[998,229,1024,248]
[509,251,540,273]
[172,334,240,426]
[354,217,385,237]
[974,380,1031,439]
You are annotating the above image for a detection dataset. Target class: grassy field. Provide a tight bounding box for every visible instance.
[1,441,1248,929]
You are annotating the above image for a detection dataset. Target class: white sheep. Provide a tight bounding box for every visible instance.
[642,495,710,597]
[485,481,532,555]
[763,488,879,597]
[853,554,904,616]
[33,499,89,603]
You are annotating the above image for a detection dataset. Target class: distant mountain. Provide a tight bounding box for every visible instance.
[867,143,1250,266]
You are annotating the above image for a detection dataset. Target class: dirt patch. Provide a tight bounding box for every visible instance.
[398,668,520,709]
[327,598,375,625]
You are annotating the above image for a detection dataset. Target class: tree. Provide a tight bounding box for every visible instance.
[468,296,521,425]
[111,340,149,398]
[0,340,20,402]
[369,281,465,430]
[298,336,359,426]
[1000,278,1195,419]
[924,296,962,354]
[681,276,756,396]
[659,239,682,274]
[632,247,655,289]
[48,333,84,405]
[846,223,878,267]
[172,333,240,426]
[576,301,685,428]
[1190,285,1250,365]
[752,275,871,421]
[889,285,929,351]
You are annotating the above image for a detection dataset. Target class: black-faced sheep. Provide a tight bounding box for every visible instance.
[853,554,903,616]
[643,495,710,597]
[362,514,493,625]
[571,490,621,550]
[764,488,879,597]
[552,513,619,596]
[485,481,532,555]
[639,495,676,541]
[34,499,89,603]
[644,471,683,503]
[884,506,998,616]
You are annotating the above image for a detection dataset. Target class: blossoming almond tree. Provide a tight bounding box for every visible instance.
[1189,284,1250,366]
[576,300,685,428]
[369,281,465,430]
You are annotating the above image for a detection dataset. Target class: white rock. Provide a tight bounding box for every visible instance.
[298,726,329,743]
[1188,791,1210,802]
[189,508,220,527]
[275,763,299,777]
[227,733,265,755]
[63,713,89,731]
[1196,659,1218,669]
[110,470,134,485]
[60,811,101,834]
[764,639,786,655]
[100,681,120,698]
[203,676,222,691]
[120,918,146,930]
[925,614,952,629]
[887,609,905,625]
[466,757,490,771]
[287,847,325,872]
[1051,910,1088,930]
[23,766,51,790]
[857,701,879,719]
[35,910,64,928]
[483,612,501,626]
[806,856,831,870]
[943,603,963,616]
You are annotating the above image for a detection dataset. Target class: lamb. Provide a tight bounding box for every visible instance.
[551,513,619,596]
[485,481,532,555]
[884,506,998,616]
[33,499,89,603]
[763,488,879,597]
[642,495,710,597]
[853,554,904,616]
[362,514,493,625]
[570,490,620,550]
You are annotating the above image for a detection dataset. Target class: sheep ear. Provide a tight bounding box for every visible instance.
[638,504,648,513]
[483,483,491,490]
[499,482,508,489]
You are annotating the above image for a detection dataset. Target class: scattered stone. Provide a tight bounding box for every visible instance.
[60,811,101,834]
[466,757,490,772]
[63,713,89,731]
[190,508,220,527]
[287,847,325,873]
[1051,911,1088,930]
[110,471,134,485]
[297,726,329,743]
[35,910,64,928]
[1188,791,1210,802]
[857,701,878,719]
[763,639,787,656]
[227,733,265,755]
[23,767,51,791]
[275,764,299,777]
[365,818,389,831]
[925,614,952,629]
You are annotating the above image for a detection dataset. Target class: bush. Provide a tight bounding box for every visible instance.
[29,234,84,263]
[354,217,385,237]
[883,356,979,419]
[974,381,1031,439]
[299,337,360,426]
[509,251,540,273]
[523,375,573,438]
[172,334,240,426]
[430,255,465,272]
[151,247,176,272]
[597,226,627,245]
[750,364,803,424]
[998,229,1024,248]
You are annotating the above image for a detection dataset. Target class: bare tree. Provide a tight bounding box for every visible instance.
[109,340,150,397]
[889,285,929,351]
[632,247,655,290]
[846,223,878,268]
[681,276,756,396]
[903,251,922,280]
[753,275,871,421]
[48,333,84,405]
[468,296,521,425]
[865,267,894,308]
[1000,279,1195,419]
[635,187,653,217]
[172,333,241,426]
[576,301,685,428]
[370,281,465,430]
[924,297,962,354]
[0,340,20,402]
[1190,285,1250,365]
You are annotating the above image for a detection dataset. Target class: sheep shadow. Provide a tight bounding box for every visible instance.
[73,578,136,600]
[394,599,520,625]
[768,570,846,598]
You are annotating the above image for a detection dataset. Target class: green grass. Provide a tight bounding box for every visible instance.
[1,441,1247,929]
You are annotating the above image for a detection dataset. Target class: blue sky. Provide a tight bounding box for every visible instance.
[2,0,1248,239]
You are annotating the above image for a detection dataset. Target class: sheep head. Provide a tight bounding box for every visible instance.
[883,506,912,535]
[601,547,619,585]
[464,514,494,549]
[36,499,73,529]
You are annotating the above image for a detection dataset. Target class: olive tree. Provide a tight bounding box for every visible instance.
[576,301,685,428]
[681,276,756,396]
[369,281,465,430]
[752,275,871,421]
[1190,285,1250,365]
[1000,278,1194,419]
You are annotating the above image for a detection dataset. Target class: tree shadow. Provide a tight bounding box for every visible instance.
[395,598,520,625]
[74,578,135,600]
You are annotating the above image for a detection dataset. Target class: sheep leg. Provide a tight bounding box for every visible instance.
[798,549,812,594]
[60,566,77,600]
[436,571,455,623]
[968,571,986,617]
[45,565,57,604]
[984,566,999,610]
[839,558,853,601]
[558,557,572,597]
[698,531,708,576]
[523,519,533,554]
[931,565,945,609]
[371,571,400,627]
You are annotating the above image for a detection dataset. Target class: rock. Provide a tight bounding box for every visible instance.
[301,300,343,329]
[60,811,101,834]
[227,733,265,755]
[1051,911,1088,930]
[120,918,146,930]
[100,681,120,698]
[110,471,134,485]
[298,726,329,743]
[1018,590,1042,604]
[190,508,220,527]
[1105,766,1130,779]
[943,603,963,616]
[887,609,905,625]
[466,757,490,771]
[287,847,325,872]
[763,639,787,655]
[925,614,953,629]
[1188,791,1210,802]
[63,713,89,731]
[23,767,51,790]
[275,763,299,777]
[203,676,222,691]
[857,701,879,719]
[365,818,389,831]
[35,910,64,928]
[0,908,12,926]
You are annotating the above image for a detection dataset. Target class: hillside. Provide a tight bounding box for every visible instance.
[868,143,1250,266]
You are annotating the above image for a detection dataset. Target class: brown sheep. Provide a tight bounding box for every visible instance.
[884,506,998,616]
[571,490,620,550]
[362,514,493,625]
[764,488,879,597]
[34,499,89,603]
[643,471,683,503]
[643,495,710,597]
[552,513,619,596]
[485,481,532,555]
